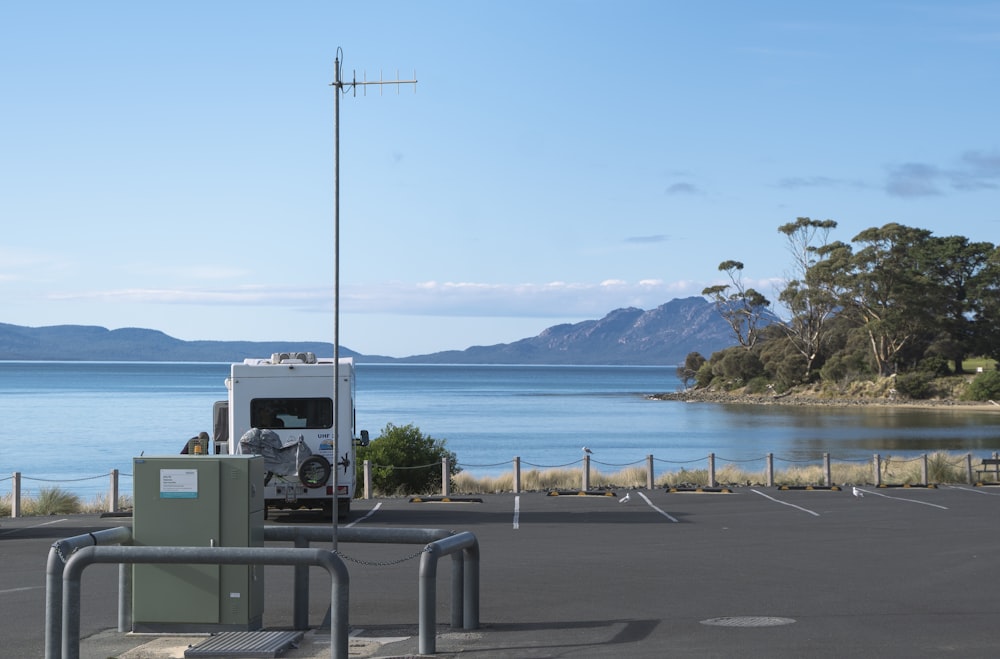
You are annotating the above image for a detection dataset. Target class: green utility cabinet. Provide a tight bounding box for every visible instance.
[132,455,265,632]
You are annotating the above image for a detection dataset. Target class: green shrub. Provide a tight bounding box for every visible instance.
[356,423,460,495]
[677,352,706,389]
[917,355,951,377]
[715,348,764,387]
[894,372,935,399]
[695,361,714,388]
[962,370,1000,401]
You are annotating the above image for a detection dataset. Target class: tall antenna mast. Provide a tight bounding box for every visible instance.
[329,48,416,550]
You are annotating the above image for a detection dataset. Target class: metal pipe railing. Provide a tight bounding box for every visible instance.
[61,545,349,659]
[418,531,480,654]
[45,526,133,659]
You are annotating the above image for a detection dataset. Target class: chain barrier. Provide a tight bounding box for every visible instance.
[8,452,1000,496]
[22,473,112,483]
[652,456,705,465]
[334,546,429,567]
[592,458,646,468]
[384,462,439,471]
[521,460,580,469]
[715,455,768,464]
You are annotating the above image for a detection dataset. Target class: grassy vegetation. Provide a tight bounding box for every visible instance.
[0,487,132,517]
[448,451,983,494]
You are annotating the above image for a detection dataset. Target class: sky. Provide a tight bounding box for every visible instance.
[2,2,999,358]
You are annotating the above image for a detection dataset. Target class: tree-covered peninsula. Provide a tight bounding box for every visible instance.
[678,218,1000,404]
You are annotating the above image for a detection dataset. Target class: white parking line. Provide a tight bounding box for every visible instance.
[0,587,39,595]
[344,502,382,527]
[751,489,820,516]
[637,492,679,522]
[0,518,69,536]
[513,495,520,530]
[948,485,1000,496]
[856,488,948,509]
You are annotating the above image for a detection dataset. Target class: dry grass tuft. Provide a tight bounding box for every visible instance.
[446,451,979,493]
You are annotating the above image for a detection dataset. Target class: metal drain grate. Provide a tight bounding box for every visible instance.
[701,616,796,628]
[185,631,304,658]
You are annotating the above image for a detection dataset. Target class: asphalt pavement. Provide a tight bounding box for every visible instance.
[4,483,1000,658]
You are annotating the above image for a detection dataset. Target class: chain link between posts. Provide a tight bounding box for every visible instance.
[334,546,430,567]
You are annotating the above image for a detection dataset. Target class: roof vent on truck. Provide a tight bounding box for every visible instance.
[270,352,318,364]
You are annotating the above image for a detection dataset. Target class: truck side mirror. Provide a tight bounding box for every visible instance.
[355,429,370,447]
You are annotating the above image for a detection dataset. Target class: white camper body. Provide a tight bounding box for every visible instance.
[213,352,364,519]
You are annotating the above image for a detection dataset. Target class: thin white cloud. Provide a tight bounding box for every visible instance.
[45,279,709,319]
[48,285,329,305]
[776,175,866,190]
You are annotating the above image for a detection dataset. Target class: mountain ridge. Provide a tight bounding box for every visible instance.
[0,296,737,365]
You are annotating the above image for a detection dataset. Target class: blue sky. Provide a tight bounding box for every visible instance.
[2,2,998,357]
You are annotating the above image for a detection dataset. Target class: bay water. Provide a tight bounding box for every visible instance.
[3,361,1000,501]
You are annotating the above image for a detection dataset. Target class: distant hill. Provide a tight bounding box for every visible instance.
[394,297,738,365]
[0,296,740,365]
[0,323,355,363]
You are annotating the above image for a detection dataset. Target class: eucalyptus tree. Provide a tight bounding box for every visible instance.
[702,260,771,349]
[913,235,996,373]
[775,217,840,380]
[838,223,932,376]
[971,244,1000,362]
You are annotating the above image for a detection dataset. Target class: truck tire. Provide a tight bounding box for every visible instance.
[298,455,331,489]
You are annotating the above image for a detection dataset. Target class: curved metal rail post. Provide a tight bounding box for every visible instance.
[61,545,349,659]
[418,531,480,655]
[45,526,133,659]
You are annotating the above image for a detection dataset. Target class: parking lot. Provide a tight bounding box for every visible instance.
[4,484,1000,657]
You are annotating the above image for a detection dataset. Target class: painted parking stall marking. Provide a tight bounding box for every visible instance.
[637,491,679,522]
[751,489,821,516]
[855,488,948,509]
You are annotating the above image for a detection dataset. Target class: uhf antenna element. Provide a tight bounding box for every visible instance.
[328,48,416,550]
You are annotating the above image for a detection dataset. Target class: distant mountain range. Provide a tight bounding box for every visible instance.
[0,296,738,365]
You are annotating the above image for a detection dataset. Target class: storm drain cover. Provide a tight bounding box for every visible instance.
[701,616,796,628]
[185,631,304,657]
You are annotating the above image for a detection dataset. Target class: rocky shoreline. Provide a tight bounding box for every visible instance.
[649,388,1000,411]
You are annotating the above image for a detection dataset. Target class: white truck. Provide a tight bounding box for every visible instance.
[211,352,367,520]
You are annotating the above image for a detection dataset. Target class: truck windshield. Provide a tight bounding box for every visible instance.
[250,397,333,429]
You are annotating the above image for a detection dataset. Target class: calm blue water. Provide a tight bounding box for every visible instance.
[3,361,1000,500]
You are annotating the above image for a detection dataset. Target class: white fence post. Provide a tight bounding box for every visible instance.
[646,455,654,490]
[11,472,21,518]
[766,453,774,487]
[582,455,591,491]
[513,457,521,494]
[441,457,451,497]
[823,453,831,487]
[873,454,882,487]
[363,460,372,499]
[708,453,716,488]
[109,469,119,513]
